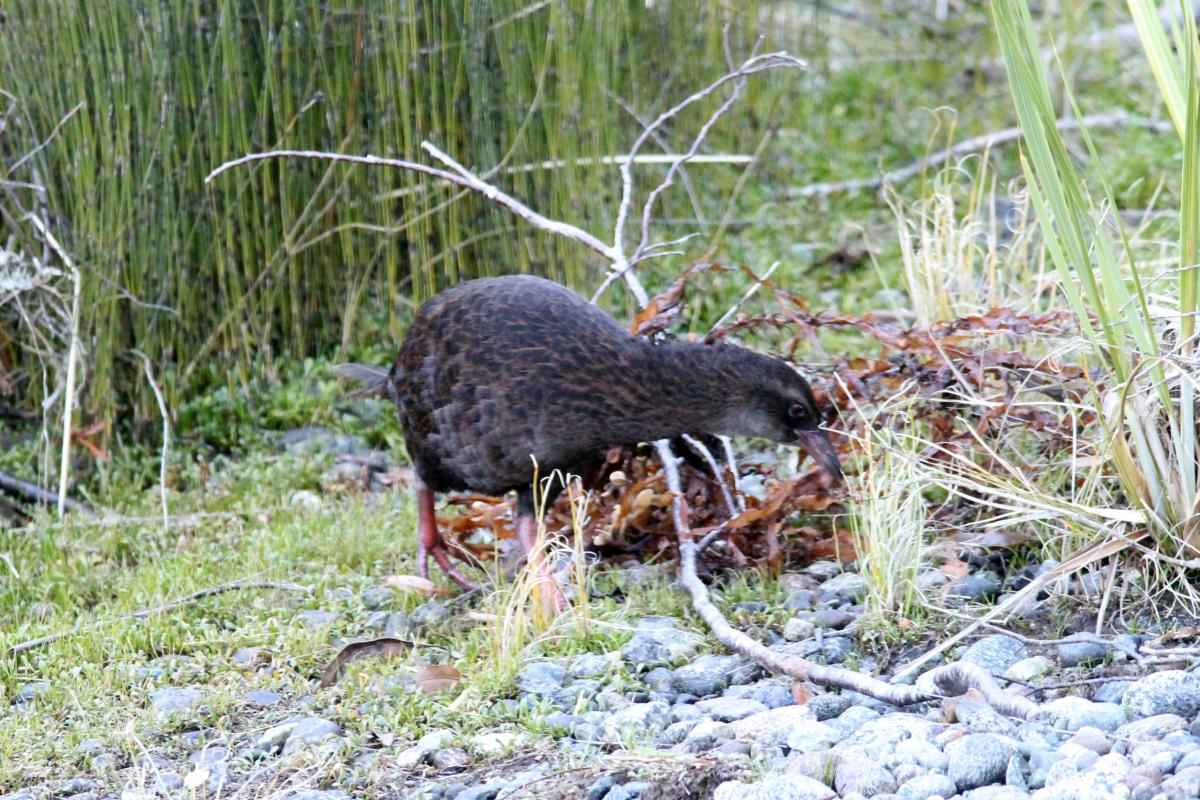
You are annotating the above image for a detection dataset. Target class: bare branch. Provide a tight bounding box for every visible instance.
[134,351,171,530]
[788,111,1174,199]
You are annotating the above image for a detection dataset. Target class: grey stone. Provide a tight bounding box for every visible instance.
[515,661,568,696]
[806,561,843,580]
[948,570,1002,601]
[679,719,734,752]
[825,706,886,741]
[1124,670,1200,719]
[784,590,818,611]
[818,573,867,604]
[809,609,854,629]
[365,610,412,637]
[299,609,338,628]
[362,587,395,609]
[281,717,342,754]
[1036,697,1126,732]
[1162,765,1200,797]
[1003,656,1053,682]
[620,627,705,668]
[946,734,1013,791]
[894,738,948,772]
[724,678,794,709]
[673,655,741,696]
[585,776,620,800]
[569,654,614,679]
[1066,727,1112,755]
[962,788,1031,800]
[785,720,843,753]
[712,774,836,800]
[279,792,352,800]
[732,705,817,745]
[396,729,455,768]
[278,427,364,455]
[411,600,449,626]
[896,773,957,799]
[784,618,817,641]
[244,689,283,707]
[954,699,1018,736]
[14,682,50,703]
[155,773,184,793]
[694,697,768,722]
[1056,635,1111,668]
[959,635,1027,676]
[595,702,671,746]
[806,694,852,721]
[835,757,897,796]
[1116,713,1187,741]
[149,687,204,715]
[1129,741,1181,773]
[187,746,229,766]
[430,747,471,770]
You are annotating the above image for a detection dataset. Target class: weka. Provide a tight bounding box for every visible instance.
[338,274,841,592]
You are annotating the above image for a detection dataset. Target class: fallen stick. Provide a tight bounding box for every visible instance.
[8,580,310,655]
[787,111,1175,199]
[657,440,1039,717]
[0,469,91,515]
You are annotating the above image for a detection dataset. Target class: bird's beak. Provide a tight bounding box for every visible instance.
[796,430,843,483]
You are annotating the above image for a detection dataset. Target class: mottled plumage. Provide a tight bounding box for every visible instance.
[338,274,839,591]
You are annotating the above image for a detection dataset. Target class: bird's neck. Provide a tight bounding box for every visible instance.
[617,339,758,442]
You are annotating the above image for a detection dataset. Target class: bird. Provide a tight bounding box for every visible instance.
[337,274,841,596]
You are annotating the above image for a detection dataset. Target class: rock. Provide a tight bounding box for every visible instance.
[279,792,352,800]
[278,427,363,456]
[895,738,948,772]
[818,573,867,604]
[411,600,449,626]
[948,570,1002,601]
[187,746,229,766]
[785,721,843,753]
[620,628,706,668]
[954,700,1018,736]
[712,774,836,800]
[516,662,568,696]
[962,788,1031,800]
[1123,670,1200,719]
[1116,713,1187,742]
[149,688,204,715]
[725,678,794,710]
[1067,728,1113,755]
[585,776,621,800]
[361,587,395,609]
[396,729,456,768]
[595,702,672,746]
[695,697,768,722]
[431,747,471,770]
[825,707,887,741]
[835,757,897,796]
[255,720,301,752]
[455,783,504,800]
[1004,656,1053,682]
[806,561,843,580]
[1093,680,1134,705]
[1056,635,1111,668]
[1162,765,1200,797]
[299,609,338,628]
[896,773,957,799]
[959,635,1027,676]
[570,653,615,679]
[733,705,817,745]
[243,690,283,707]
[805,694,852,721]
[785,590,818,611]
[673,655,742,696]
[945,733,1013,791]
[1036,697,1126,732]
[365,610,413,637]
[281,718,343,754]
[1129,741,1181,773]
[680,720,735,752]
[784,618,817,641]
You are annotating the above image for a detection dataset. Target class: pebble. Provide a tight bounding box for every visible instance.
[948,570,1003,601]
[896,772,957,799]
[281,717,343,754]
[834,757,897,796]
[1056,635,1111,668]
[712,773,837,800]
[595,702,671,746]
[243,689,283,707]
[805,693,852,721]
[470,731,524,756]
[946,734,1013,791]
[515,662,568,696]
[149,688,204,715]
[672,655,741,696]
[694,697,767,722]
[784,720,842,753]
[784,618,817,641]
[1123,670,1200,719]
[733,705,817,745]
[397,729,456,768]
[620,626,705,668]
[1036,696,1126,732]
[959,635,1028,676]
[1004,656,1053,682]
[817,573,867,604]
[1116,713,1187,742]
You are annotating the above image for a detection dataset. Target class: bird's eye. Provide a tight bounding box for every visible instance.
[788,402,808,422]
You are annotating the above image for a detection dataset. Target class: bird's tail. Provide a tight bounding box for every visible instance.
[334,363,393,399]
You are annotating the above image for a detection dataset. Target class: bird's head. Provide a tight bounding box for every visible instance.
[714,351,843,482]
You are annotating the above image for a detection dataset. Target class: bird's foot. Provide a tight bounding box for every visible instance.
[416,485,481,593]
[514,513,567,616]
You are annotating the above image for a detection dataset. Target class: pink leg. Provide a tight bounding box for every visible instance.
[514,511,566,614]
[416,484,481,592]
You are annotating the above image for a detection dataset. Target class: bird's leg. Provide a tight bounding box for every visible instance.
[415,482,480,592]
[515,489,566,614]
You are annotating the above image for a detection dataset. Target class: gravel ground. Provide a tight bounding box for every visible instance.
[6,550,1200,800]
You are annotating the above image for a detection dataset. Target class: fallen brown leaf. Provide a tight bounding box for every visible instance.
[414,664,462,695]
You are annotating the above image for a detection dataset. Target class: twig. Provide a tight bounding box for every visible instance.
[8,101,85,175]
[8,580,310,656]
[0,469,90,515]
[709,261,780,334]
[787,111,1175,199]
[134,351,171,530]
[22,215,82,520]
